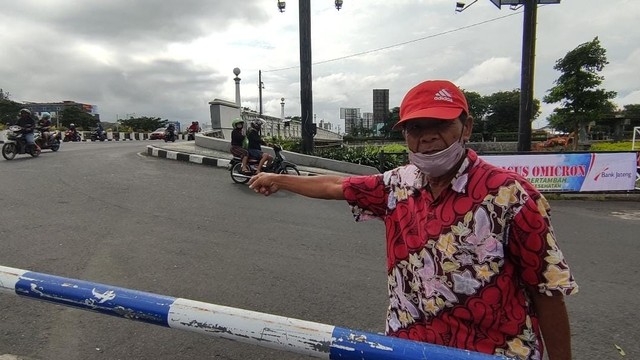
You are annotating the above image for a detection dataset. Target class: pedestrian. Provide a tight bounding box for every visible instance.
[248,79,578,360]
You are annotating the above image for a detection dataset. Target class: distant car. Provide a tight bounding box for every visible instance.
[149,127,166,140]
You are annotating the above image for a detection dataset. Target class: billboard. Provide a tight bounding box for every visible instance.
[481,152,637,192]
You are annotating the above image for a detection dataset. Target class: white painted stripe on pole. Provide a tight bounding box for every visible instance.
[169,298,333,358]
[166,151,178,160]
[0,266,27,295]
[189,155,204,164]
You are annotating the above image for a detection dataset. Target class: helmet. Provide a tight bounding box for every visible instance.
[41,112,51,119]
[251,118,266,129]
[231,118,244,127]
[19,108,31,115]
[70,123,75,127]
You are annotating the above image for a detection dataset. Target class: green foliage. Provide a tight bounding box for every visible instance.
[312,144,408,172]
[485,90,541,134]
[59,107,98,130]
[462,90,489,121]
[589,141,635,151]
[265,137,302,153]
[0,99,22,125]
[378,107,403,139]
[118,116,168,132]
[544,37,617,145]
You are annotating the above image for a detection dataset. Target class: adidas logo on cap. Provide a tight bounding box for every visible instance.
[434,89,454,103]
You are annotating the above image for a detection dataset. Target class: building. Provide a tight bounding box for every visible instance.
[362,112,374,130]
[372,89,389,127]
[340,107,361,135]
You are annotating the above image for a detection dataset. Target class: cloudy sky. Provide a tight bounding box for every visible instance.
[1,0,638,132]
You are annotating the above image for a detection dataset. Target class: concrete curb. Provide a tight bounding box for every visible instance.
[145,145,317,176]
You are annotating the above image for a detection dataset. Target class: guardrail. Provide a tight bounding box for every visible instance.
[0,265,507,360]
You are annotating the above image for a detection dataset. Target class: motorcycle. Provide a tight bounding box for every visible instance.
[187,129,196,141]
[2,125,41,160]
[63,129,81,142]
[164,128,177,142]
[229,145,300,184]
[90,129,107,142]
[34,127,61,152]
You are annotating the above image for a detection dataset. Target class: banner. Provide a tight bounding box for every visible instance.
[481,152,637,192]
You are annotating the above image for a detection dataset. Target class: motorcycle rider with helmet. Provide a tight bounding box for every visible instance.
[247,118,272,173]
[38,112,53,145]
[230,118,249,173]
[68,123,80,141]
[16,109,38,152]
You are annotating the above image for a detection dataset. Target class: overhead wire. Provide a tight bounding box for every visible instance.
[263,10,523,73]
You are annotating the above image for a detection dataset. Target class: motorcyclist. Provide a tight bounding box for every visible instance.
[16,109,38,152]
[94,123,105,140]
[187,121,198,133]
[37,112,53,145]
[187,121,198,140]
[68,123,80,141]
[230,118,249,173]
[165,123,176,140]
[247,118,272,173]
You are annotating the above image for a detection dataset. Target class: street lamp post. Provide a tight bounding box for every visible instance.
[487,0,560,152]
[280,97,285,137]
[278,0,343,154]
[258,70,264,116]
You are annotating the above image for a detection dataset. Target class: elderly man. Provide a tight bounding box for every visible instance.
[248,80,578,360]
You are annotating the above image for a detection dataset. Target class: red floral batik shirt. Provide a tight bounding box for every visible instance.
[342,149,578,360]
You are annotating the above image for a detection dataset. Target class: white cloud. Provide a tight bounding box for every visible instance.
[0,0,638,131]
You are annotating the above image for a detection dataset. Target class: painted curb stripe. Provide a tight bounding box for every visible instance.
[176,153,190,162]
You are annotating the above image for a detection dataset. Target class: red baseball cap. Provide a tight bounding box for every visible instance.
[393,80,469,129]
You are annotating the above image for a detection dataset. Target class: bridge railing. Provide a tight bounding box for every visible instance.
[0,265,508,360]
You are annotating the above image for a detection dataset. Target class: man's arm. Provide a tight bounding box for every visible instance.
[530,292,572,360]
[249,173,345,199]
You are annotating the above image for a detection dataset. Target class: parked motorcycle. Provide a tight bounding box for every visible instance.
[2,125,41,160]
[229,145,300,184]
[164,129,177,142]
[34,128,61,152]
[63,129,81,142]
[90,129,107,142]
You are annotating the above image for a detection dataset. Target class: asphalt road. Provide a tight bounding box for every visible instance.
[0,141,638,360]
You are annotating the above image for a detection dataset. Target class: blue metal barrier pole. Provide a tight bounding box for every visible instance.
[0,265,507,360]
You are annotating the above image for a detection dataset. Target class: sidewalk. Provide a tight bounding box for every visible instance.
[146,142,355,177]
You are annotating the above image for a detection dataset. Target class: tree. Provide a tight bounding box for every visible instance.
[118,116,168,132]
[484,89,540,135]
[377,107,402,139]
[58,106,98,129]
[543,37,617,148]
[462,90,489,121]
[0,99,22,125]
[0,89,22,125]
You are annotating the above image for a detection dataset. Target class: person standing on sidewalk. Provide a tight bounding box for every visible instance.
[248,79,578,360]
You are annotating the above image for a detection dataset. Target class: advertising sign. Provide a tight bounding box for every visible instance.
[481,152,637,192]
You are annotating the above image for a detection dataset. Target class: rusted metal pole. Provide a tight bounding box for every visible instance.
[1,265,506,359]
